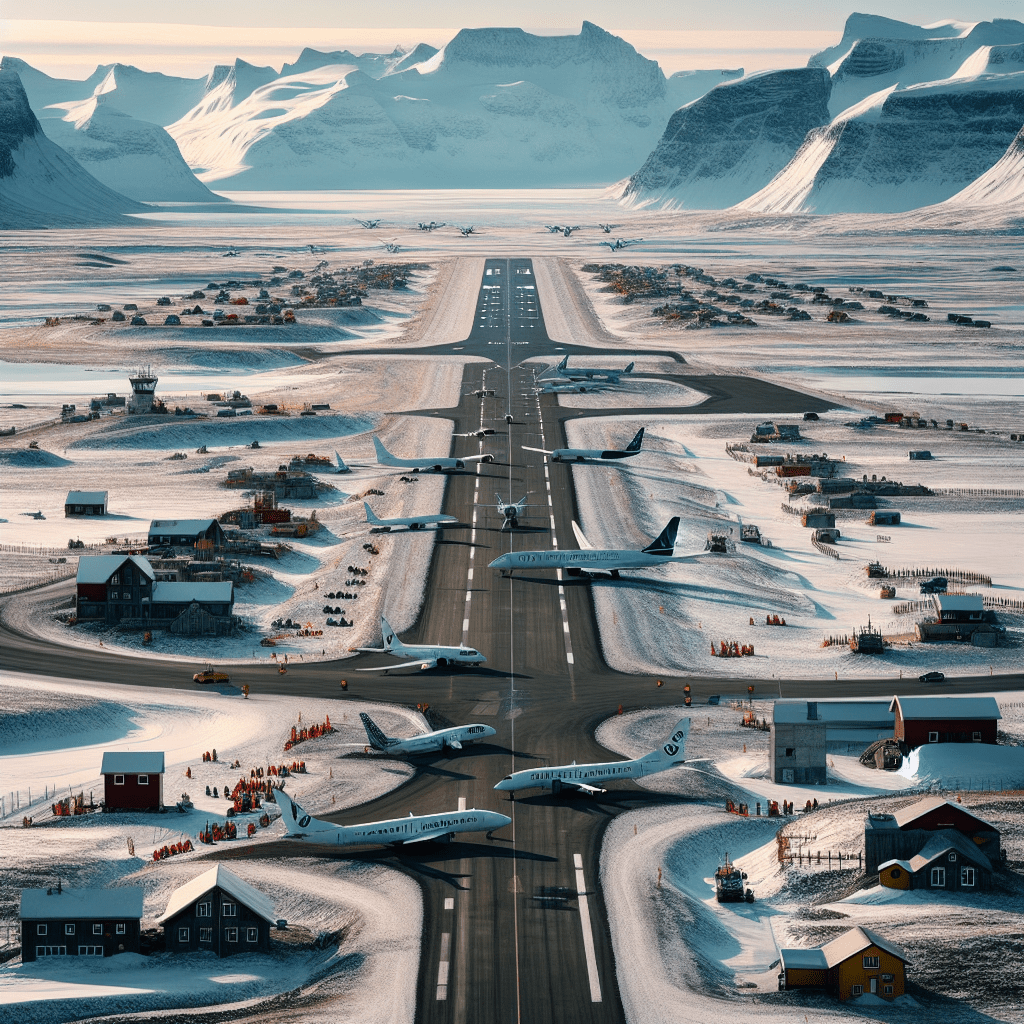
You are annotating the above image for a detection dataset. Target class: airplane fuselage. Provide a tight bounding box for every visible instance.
[381,724,496,755]
[397,643,485,667]
[496,756,652,793]
[546,448,640,462]
[288,808,511,846]
[489,549,680,576]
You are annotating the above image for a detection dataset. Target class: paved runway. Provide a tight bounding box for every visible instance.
[2,257,1021,1023]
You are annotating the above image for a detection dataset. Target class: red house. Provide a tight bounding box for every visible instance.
[890,696,1000,751]
[101,752,165,811]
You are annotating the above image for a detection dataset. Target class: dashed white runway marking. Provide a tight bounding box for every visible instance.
[436,930,451,1000]
[573,853,602,1002]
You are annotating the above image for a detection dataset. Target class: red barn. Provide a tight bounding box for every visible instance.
[890,696,1000,751]
[101,752,164,811]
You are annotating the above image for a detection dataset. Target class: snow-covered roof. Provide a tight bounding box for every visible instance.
[934,594,984,611]
[773,699,893,726]
[890,695,1001,721]
[148,518,217,536]
[76,554,153,584]
[892,795,998,832]
[779,947,827,970]
[821,926,908,967]
[157,865,277,925]
[881,830,992,874]
[152,581,233,604]
[21,886,143,920]
[66,490,107,504]
[100,751,164,775]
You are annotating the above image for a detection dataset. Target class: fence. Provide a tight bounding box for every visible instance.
[870,565,993,586]
[0,565,77,596]
[891,595,1024,616]
[811,538,840,560]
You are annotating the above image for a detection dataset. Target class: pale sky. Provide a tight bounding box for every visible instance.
[3,2,1022,79]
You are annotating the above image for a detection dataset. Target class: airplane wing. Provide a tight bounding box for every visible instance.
[571,521,594,550]
[566,782,607,795]
[447,739,463,750]
[402,832,445,844]
[356,658,437,672]
[460,454,495,464]
[521,446,553,455]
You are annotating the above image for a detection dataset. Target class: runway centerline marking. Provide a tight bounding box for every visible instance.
[573,853,603,1003]
[436,930,451,1000]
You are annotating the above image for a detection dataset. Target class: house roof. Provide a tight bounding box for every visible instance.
[880,830,992,875]
[100,751,165,775]
[21,886,143,920]
[773,699,894,726]
[148,519,218,537]
[821,926,908,968]
[76,554,154,585]
[66,490,108,505]
[779,947,828,970]
[934,594,984,611]
[151,581,233,604]
[889,696,1001,721]
[157,865,277,925]
[892,796,998,832]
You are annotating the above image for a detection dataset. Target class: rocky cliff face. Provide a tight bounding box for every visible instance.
[619,68,832,209]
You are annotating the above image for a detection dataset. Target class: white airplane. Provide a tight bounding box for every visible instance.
[373,435,494,472]
[494,493,534,530]
[534,381,618,395]
[353,614,487,672]
[489,515,702,578]
[364,501,458,532]
[548,355,635,383]
[360,712,496,755]
[494,718,696,795]
[523,426,645,463]
[275,788,511,847]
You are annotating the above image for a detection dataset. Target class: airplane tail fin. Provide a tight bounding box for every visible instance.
[372,435,396,465]
[626,427,645,453]
[624,362,635,374]
[275,788,316,834]
[335,452,350,473]
[380,615,400,651]
[571,520,595,550]
[360,712,392,750]
[364,502,383,526]
[641,718,690,764]
[642,516,679,556]
[555,355,568,371]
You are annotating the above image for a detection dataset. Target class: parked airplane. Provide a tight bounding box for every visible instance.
[373,435,494,472]
[547,355,635,383]
[353,615,486,671]
[598,223,618,233]
[357,219,381,229]
[494,493,532,530]
[455,427,495,438]
[364,501,458,532]
[494,718,695,795]
[275,788,511,846]
[458,225,476,236]
[599,238,643,251]
[418,221,446,231]
[360,712,496,755]
[534,381,618,395]
[380,239,401,254]
[489,515,701,578]
[523,426,645,463]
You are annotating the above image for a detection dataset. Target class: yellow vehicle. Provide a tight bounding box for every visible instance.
[193,667,230,685]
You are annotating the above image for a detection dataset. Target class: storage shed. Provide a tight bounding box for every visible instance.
[158,865,277,957]
[20,885,143,961]
[931,594,984,623]
[101,751,164,811]
[890,695,1000,750]
[779,926,908,1001]
[879,831,993,892]
[770,702,826,784]
[65,491,108,516]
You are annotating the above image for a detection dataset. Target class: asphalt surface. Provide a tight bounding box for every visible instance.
[2,257,1021,1024]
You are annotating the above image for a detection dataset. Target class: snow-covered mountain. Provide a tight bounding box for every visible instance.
[944,121,1024,206]
[0,70,147,229]
[39,94,220,202]
[281,45,438,79]
[617,68,831,209]
[165,22,724,189]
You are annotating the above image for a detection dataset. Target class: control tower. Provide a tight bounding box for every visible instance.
[128,368,158,414]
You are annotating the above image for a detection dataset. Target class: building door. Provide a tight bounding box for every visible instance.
[870,977,878,994]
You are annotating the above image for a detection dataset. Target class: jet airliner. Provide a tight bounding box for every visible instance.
[523,427,645,463]
[360,712,496,755]
[353,615,486,671]
[373,435,494,472]
[364,502,458,532]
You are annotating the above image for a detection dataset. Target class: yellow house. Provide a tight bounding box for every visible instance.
[780,926,908,1001]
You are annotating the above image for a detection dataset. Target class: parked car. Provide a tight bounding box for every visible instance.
[919,671,946,683]
[802,411,820,421]
[193,668,230,685]
[707,695,721,705]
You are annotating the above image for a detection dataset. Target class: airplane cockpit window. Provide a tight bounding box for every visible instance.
[502,775,512,781]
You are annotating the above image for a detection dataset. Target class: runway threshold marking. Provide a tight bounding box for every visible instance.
[573,853,603,1003]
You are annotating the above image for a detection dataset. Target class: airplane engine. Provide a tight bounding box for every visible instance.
[566,567,582,577]
[410,522,424,530]
[436,657,449,667]
[481,455,494,463]
[455,461,466,469]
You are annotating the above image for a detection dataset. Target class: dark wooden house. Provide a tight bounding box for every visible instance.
[780,926,908,1001]
[890,695,1001,750]
[158,865,277,957]
[101,751,165,811]
[76,554,155,624]
[148,518,226,550]
[65,490,108,516]
[20,885,143,961]
[879,831,993,891]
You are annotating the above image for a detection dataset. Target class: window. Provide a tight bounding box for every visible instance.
[111,574,120,584]
[948,852,956,862]
[196,901,211,917]
[225,927,238,943]
[178,927,189,943]
[961,866,976,887]
[882,974,894,982]
[246,928,258,942]
[65,924,75,935]
[222,902,236,917]
[785,748,795,757]
[852,985,863,996]
[928,731,938,743]
[138,775,149,785]
[115,923,125,935]
[890,869,901,879]
[973,732,982,741]
[199,928,212,943]
[114,775,124,785]
[884,985,894,995]
[863,955,879,969]
[78,946,103,956]
[930,866,946,887]
[36,946,67,956]
[37,924,47,936]
[93,924,102,935]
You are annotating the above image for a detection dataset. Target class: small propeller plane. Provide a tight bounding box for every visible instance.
[599,237,643,251]
[494,719,700,795]
[275,788,511,846]
[364,501,459,532]
[380,239,402,254]
[353,615,486,672]
[598,223,618,233]
[357,219,381,229]
[360,712,496,755]
[417,221,446,231]
[494,493,536,530]
[458,225,476,236]
[373,435,494,472]
[523,426,645,463]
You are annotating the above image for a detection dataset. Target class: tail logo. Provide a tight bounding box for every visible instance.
[664,743,678,756]
[298,814,311,828]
